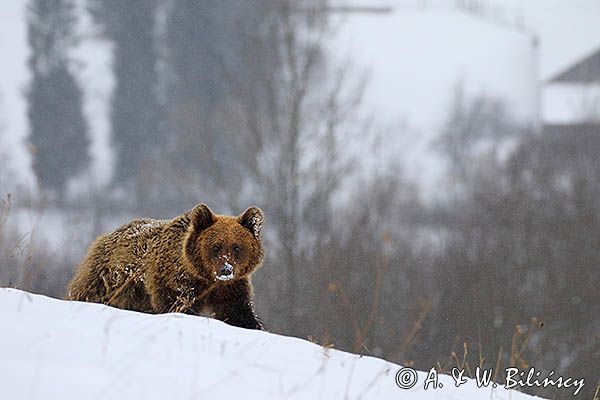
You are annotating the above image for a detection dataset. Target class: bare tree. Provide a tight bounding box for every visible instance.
[428,93,600,399]
[219,0,368,334]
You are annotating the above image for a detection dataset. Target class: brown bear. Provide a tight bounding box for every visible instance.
[67,204,265,330]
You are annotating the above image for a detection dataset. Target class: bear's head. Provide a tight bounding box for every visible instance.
[183,204,264,283]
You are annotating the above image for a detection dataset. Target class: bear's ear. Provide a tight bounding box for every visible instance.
[238,206,264,239]
[190,203,215,232]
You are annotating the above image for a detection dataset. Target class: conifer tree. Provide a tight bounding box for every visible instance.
[89,0,163,188]
[27,0,90,202]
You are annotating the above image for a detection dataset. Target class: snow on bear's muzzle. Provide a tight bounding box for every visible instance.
[216,262,234,281]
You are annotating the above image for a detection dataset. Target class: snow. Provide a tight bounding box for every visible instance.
[216,262,235,281]
[0,288,547,400]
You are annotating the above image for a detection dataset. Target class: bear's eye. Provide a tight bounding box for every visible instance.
[233,245,241,254]
[212,244,221,254]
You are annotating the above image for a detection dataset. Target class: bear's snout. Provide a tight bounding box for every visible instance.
[216,262,234,281]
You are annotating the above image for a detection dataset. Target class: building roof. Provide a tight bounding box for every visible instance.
[549,46,600,83]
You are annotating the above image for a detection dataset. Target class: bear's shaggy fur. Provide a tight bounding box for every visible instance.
[67,204,265,330]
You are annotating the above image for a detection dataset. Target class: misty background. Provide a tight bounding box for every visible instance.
[0,0,599,398]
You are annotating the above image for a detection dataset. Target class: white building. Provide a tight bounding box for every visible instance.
[330,0,600,195]
[543,47,600,126]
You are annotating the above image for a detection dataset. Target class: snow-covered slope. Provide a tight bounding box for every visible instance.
[0,289,546,400]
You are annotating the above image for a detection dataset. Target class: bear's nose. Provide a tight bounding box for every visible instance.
[216,262,234,281]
